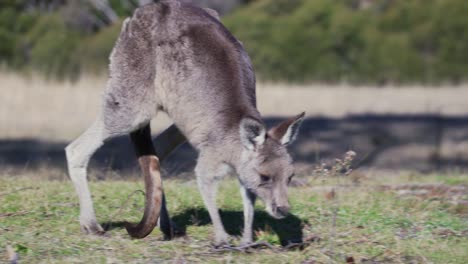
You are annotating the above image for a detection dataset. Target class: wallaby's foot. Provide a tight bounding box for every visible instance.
[239,231,254,246]
[80,221,105,235]
[171,222,186,237]
[213,232,231,248]
[162,221,185,240]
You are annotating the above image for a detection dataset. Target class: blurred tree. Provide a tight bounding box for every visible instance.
[1,0,468,84]
[224,0,468,84]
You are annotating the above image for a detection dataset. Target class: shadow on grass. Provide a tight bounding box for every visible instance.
[171,207,305,247]
[101,208,305,247]
[102,221,127,232]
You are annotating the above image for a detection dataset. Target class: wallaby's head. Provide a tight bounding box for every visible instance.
[237,112,305,219]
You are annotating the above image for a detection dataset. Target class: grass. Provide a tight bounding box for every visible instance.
[1,171,466,263]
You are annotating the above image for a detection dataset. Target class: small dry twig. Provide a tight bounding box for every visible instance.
[211,241,278,253]
[0,187,36,198]
[0,211,30,218]
[282,242,307,250]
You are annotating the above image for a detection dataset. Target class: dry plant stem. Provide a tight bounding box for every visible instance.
[313,151,355,263]
[125,155,163,238]
[0,211,30,218]
[330,192,338,263]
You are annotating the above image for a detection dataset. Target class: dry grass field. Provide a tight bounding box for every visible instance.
[2,71,468,141]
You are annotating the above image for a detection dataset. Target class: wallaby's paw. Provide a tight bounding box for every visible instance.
[80,222,106,236]
[239,233,253,246]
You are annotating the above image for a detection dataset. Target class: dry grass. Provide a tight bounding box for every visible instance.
[2,71,468,141]
[257,82,468,117]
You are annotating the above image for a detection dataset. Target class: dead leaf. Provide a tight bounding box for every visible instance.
[325,189,336,200]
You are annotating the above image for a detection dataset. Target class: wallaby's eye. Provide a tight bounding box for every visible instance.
[288,173,295,184]
[260,174,271,183]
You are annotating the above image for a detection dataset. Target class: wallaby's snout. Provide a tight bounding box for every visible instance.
[263,192,291,219]
[265,184,291,219]
[274,205,290,219]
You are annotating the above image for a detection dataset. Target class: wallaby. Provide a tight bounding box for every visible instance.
[65,0,304,246]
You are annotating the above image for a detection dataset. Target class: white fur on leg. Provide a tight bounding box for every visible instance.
[65,119,107,233]
[240,186,255,244]
[195,174,230,246]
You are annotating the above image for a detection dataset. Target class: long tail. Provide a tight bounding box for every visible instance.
[125,124,186,239]
[125,155,163,238]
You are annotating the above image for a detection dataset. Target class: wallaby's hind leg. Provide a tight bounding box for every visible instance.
[66,114,154,234]
[65,117,111,234]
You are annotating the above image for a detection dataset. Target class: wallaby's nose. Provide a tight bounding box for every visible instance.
[276,206,290,217]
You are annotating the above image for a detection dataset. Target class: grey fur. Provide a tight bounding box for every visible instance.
[65,0,304,246]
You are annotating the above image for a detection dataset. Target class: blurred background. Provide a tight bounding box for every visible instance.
[1,0,468,179]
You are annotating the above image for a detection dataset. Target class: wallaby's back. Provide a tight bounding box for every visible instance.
[106,1,259,147]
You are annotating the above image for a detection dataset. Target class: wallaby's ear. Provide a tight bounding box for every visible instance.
[269,112,305,146]
[203,8,220,20]
[240,117,266,150]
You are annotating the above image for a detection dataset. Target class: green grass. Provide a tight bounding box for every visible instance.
[0,172,467,263]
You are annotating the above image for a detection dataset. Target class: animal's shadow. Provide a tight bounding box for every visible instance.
[171,207,305,247]
[102,208,305,247]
